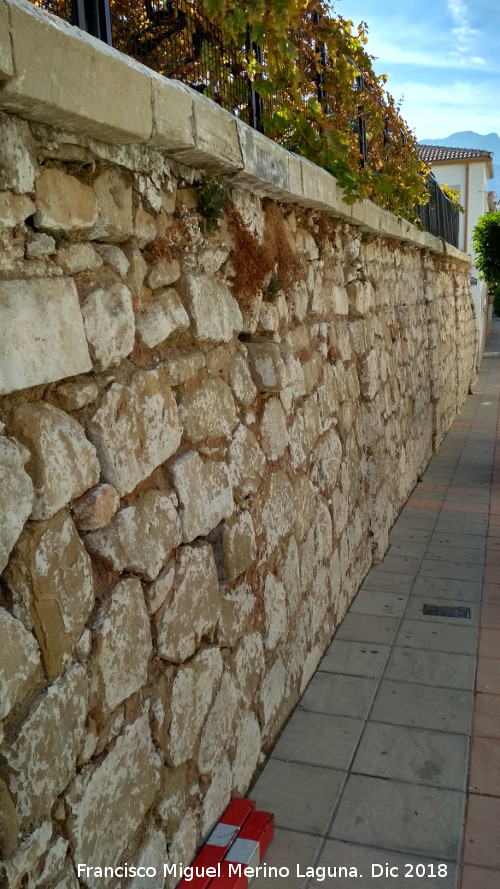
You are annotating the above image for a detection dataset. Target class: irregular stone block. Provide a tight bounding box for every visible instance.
[56,381,99,412]
[227,425,266,502]
[163,349,206,387]
[71,484,120,532]
[232,712,261,793]
[82,283,135,370]
[221,511,256,582]
[288,395,321,470]
[218,582,255,648]
[232,632,265,703]
[0,608,42,721]
[7,511,94,680]
[0,778,19,860]
[90,168,134,242]
[11,402,100,521]
[197,672,240,772]
[146,258,180,290]
[26,232,57,257]
[261,470,294,556]
[180,274,243,342]
[88,368,182,496]
[34,167,98,233]
[66,714,159,889]
[95,244,129,276]
[228,350,257,408]
[156,544,219,662]
[246,341,288,392]
[347,279,374,316]
[56,242,103,274]
[85,489,181,581]
[263,574,288,649]
[0,278,91,395]
[201,757,233,838]
[0,191,35,226]
[136,288,190,348]
[178,379,237,443]
[167,647,223,766]
[260,397,288,460]
[0,114,35,193]
[172,451,233,542]
[5,665,87,829]
[359,348,379,400]
[0,436,33,573]
[90,577,152,713]
[259,657,286,732]
[311,428,343,495]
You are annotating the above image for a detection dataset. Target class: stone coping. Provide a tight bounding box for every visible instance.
[0,0,468,262]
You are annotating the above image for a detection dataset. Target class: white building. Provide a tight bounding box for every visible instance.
[418,145,495,364]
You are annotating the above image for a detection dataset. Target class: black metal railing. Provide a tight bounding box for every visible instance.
[418,174,460,248]
[31,0,262,128]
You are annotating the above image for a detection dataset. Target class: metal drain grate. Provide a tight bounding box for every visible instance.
[423,604,471,619]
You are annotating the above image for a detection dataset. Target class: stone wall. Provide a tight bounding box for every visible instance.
[0,3,476,887]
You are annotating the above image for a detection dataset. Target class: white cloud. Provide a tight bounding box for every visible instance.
[393,79,500,139]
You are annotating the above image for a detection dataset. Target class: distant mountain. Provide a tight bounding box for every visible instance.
[420,131,500,197]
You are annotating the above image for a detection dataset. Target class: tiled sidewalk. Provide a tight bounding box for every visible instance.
[250,318,500,889]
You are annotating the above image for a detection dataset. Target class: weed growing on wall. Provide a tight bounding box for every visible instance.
[196,176,232,233]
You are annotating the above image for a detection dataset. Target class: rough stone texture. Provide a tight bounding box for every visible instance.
[5,665,87,829]
[82,284,135,369]
[246,341,288,392]
[228,350,258,407]
[232,712,261,793]
[180,274,243,341]
[0,278,92,395]
[167,647,223,766]
[90,577,152,713]
[228,425,266,502]
[71,484,120,532]
[56,381,99,412]
[0,608,42,721]
[0,105,477,881]
[0,114,35,193]
[56,243,103,275]
[260,397,288,459]
[221,511,256,581]
[85,490,181,581]
[34,168,98,233]
[263,574,288,649]
[88,368,182,495]
[146,258,180,289]
[89,168,134,242]
[7,512,94,680]
[0,436,33,573]
[136,288,190,348]
[0,191,35,226]
[66,714,159,889]
[197,672,240,772]
[11,402,100,521]
[172,451,233,542]
[156,544,219,662]
[163,349,206,386]
[178,379,237,442]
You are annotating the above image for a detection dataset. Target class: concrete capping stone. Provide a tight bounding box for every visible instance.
[0,0,470,261]
[0,0,153,143]
[0,0,13,81]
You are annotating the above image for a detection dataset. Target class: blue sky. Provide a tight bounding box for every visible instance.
[335,0,500,140]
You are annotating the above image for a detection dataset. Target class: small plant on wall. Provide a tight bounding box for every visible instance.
[196,175,232,232]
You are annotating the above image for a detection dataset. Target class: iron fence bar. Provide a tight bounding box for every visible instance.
[246,27,264,133]
[84,0,112,44]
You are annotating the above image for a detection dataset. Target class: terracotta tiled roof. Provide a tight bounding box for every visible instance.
[418,144,493,163]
